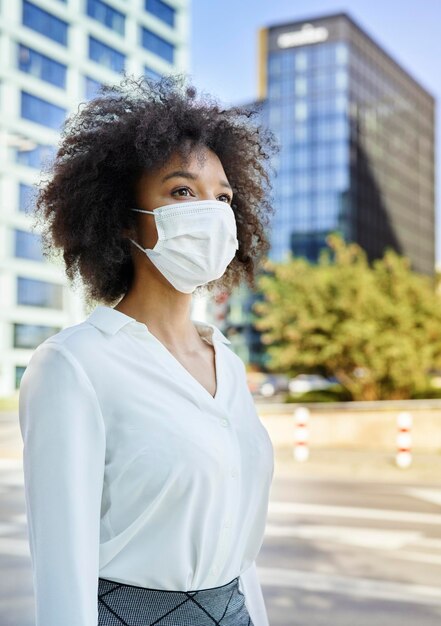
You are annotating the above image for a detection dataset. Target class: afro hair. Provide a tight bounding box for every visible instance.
[32,72,280,307]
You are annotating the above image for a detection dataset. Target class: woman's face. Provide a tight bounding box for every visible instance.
[130,145,234,253]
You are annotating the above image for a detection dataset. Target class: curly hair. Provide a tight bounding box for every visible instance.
[32,72,279,307]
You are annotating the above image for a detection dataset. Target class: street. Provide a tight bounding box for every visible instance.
[260,472,441,625]
[0,412,441,626]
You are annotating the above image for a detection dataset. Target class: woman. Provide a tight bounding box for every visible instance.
[19,73,279,626]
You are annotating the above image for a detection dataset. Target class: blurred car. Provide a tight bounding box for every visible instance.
[258,374,290,398]
[245,372,267,395]
[245,372,290,397]
[288,374,337,394]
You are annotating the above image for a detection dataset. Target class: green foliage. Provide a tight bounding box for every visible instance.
[284,384,353,404]
[253,233,441,401]
[411,387,441,400]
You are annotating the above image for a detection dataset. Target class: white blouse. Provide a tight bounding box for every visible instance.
[18,304,274,626]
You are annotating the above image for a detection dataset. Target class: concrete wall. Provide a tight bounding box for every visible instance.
[257,399,441,453]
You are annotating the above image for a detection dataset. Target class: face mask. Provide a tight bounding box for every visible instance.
[128,199,239,294]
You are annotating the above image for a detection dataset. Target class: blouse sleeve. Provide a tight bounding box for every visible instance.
[238,560,270,626]
[18,342,106,626]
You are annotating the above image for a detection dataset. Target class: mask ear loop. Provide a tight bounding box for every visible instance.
[131,208,155,214]
[128,208,155,252]
[128,238,147,253]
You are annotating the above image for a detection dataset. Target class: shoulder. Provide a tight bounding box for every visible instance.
[21,319,106,389]
[37,318,104,353]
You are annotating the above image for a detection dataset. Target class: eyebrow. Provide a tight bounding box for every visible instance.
[161,170,233,193]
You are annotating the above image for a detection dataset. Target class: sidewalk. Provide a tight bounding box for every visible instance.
[274,445,441,484]
[2,410,440,484]
[0,412,22,461]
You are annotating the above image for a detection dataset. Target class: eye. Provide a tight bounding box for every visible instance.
[171,186,193,198]
[171,187,232,204]
[218,193,233,204]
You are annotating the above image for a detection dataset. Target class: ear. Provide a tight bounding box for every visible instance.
[122,227,135,238]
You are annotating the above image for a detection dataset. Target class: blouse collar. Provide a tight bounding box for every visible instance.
[86,305,231,344]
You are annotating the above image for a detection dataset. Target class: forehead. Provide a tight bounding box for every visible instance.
[141,147,227,186]
[163,145,222,171]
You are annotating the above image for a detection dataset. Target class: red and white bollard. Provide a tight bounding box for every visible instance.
[396,411,412,468]
[213,290,229,324]
[293,407,310,462]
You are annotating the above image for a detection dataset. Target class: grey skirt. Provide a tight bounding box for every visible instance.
[97,575,254,626]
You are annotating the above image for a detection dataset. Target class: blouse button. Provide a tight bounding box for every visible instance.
[231,467,238,478]
[220,418,229,427]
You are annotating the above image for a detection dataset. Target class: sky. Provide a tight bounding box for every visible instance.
[189,0,440,266]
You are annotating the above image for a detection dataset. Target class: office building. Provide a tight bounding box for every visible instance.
[0,0,190,395]
[231,12,436,367]
[260,12,435,272]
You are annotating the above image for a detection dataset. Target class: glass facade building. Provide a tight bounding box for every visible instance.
[261,13,435,274]
[0,0,190,394]
[229,12,435,368]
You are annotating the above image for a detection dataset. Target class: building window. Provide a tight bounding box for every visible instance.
[144,66,163,81]
[22,1,68,46]
[18,44,67,88]
[294,101,308,121]
[140,27,174,63]
[335,43,349,65]
[17,277,63,308]
[310,42,334,68]
[15,230,44,261]
[15,143,56,169]
[89,36,125,73]
[295,51,308,72]
[84,76,104,99]
[21,91,66,129]
[14,323,61,349]
[145,0,175,27]
[335,69,348,91]
[18,183,38,213]
[87,0,125,36]
[16,366,27,390]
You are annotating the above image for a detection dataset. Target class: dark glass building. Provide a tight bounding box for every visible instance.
[229,12,436,368]
[261,12,435,274]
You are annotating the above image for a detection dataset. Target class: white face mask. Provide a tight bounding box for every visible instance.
[128,199,239,294]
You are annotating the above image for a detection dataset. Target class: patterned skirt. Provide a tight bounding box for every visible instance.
[97,575,254,626]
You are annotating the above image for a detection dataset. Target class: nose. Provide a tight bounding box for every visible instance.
[198,194,219,201]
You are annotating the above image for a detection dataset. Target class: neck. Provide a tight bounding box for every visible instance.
[113,277,200,350]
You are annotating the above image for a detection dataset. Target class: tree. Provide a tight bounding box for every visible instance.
[252,233,441,401]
